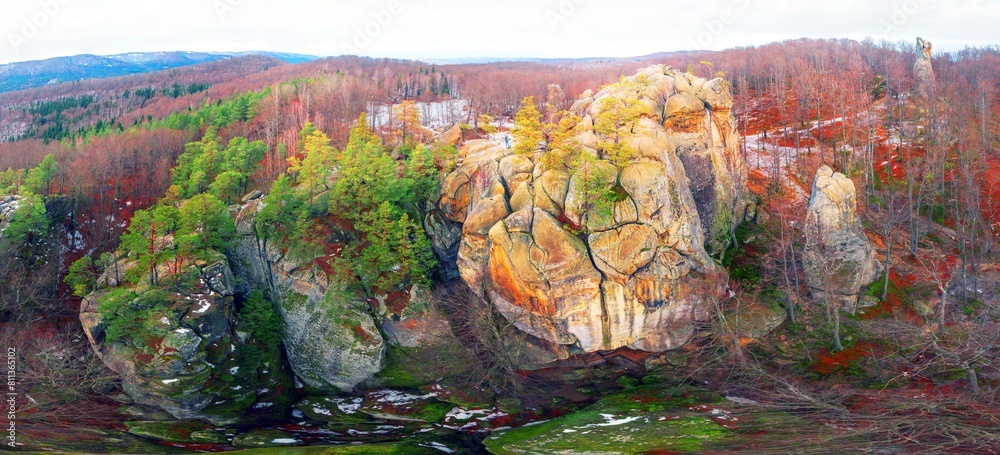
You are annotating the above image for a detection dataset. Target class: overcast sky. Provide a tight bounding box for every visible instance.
[1,0,997,64]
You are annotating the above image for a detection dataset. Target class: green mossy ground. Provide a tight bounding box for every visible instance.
[485,378,860,455]
[486,382,728,454]
[125,420,214,443]
[226,442,450,454]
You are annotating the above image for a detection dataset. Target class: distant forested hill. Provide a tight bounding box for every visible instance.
[0,51,317,93]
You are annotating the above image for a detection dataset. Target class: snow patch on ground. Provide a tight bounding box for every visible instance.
[269,438,299,444]
[66,230,85,250]
[369,390,438,405]
[591,413,642,427]
[337,397,363,414]
[419,441,456,453]
[193,298,211,314]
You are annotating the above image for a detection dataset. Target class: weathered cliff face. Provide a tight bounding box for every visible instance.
[232,199,384,393]
[80,259,292,424]
[914,37,936,101]
[428,65,754,359]
[802,166,880,307]
[232,198,449,393]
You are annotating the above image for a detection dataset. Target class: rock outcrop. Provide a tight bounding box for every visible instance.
[802,166,879,307]
[80,259,292,424]
[914,37,936,101]
[232,198,455,393]
[427,65,754,359]
[0,195,19,237]
[231,199,384,393]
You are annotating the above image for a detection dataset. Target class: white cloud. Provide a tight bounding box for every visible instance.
[0,0,996,64]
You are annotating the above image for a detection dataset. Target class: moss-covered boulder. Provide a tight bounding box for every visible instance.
[80,259,293,424]
[277,286,384,392]
[231,198,387,394]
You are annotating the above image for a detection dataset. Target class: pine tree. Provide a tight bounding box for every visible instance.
[256,174,301,243]
[594,90,648,168]
[177,194,235,260]
[331,114,400,219]
[296,126,335,198]
[392,100,422,145]
[120,205,177,285]
[512,96,544,156]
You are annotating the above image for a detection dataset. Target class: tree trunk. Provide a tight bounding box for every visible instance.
[962,362,980,394]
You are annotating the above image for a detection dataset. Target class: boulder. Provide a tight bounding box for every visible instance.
[240,190,263,203]
[277,285,384,392]
[486,208,605,350]
[441,124,463,147]
[80,260,291,424]
[802,166,880,307]
[588,224,658,280]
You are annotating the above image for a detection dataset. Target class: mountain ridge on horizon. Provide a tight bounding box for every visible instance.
[0,49,714,95]
[0,51,319,94]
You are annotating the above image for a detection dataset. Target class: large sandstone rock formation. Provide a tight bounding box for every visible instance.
[428,65,754,359]
[802,166,879,307]
[80,259,292,424]
[914,37,936,101]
